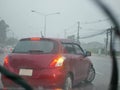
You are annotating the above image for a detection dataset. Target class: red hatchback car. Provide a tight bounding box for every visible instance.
[2,37,95,90]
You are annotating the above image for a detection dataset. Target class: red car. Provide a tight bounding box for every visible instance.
[1,37,95,90]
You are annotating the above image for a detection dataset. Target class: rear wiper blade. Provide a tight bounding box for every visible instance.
[28,50,44,53]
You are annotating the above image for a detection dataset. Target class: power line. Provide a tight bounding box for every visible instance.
[81,15,120,25]
[80,29,107,39]
[64,15,120,32]
[81,18,110,25]
[80,27,115,39]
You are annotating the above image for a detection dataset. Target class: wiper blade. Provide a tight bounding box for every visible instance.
[0,65,33,90]
[94,0,119,90]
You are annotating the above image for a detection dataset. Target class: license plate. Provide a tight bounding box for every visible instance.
[19,69,33,76]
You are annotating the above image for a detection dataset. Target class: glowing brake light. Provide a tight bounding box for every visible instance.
[4,56,9,64]
[50,56,66,68]
[30,37,41,41]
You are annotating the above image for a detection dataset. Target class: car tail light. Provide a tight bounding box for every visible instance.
[50,56,66,68]
[4,56,9,65]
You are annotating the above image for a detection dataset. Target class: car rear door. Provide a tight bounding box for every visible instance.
[73,43,90,80]
[62,43,80,83]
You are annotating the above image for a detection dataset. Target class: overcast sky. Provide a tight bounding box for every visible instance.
[0,0,120,43]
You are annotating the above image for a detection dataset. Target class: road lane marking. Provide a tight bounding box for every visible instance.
[96,72,104,76]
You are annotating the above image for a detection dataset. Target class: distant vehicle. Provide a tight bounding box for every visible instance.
[1,37,95,90]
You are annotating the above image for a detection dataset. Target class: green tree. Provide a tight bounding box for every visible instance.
[0,20,9,44]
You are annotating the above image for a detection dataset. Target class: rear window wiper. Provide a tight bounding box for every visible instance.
[28,50,44,53]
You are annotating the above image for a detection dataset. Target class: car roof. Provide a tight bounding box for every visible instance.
[19,37,79,44]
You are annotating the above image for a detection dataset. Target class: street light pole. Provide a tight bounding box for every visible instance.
[31,10,60,37]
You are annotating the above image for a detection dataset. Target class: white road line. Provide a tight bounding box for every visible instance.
[96,72,104,76]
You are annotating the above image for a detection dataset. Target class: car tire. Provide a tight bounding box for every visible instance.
[85,66,95,83]
[64,74,73,90]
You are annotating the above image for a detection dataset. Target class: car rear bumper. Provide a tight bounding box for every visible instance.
[1,68,66,88]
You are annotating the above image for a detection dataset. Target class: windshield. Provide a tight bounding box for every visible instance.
[0,0,120,90]
[13,40,56,53]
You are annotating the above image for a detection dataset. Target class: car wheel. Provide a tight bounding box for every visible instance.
[64,74,72,90]
[85,66,95,83]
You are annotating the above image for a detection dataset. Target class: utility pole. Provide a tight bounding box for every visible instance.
[105,29,109,55]
[110,26,113,47]
[77,21,80,44]
[41,31,44,38]
[64,29,67,39]
[106,26,113,55]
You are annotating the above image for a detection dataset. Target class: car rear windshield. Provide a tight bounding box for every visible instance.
[13,39,57,54]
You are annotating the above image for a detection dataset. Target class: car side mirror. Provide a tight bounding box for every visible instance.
[84,51,91,56]
[84,50,91,56]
